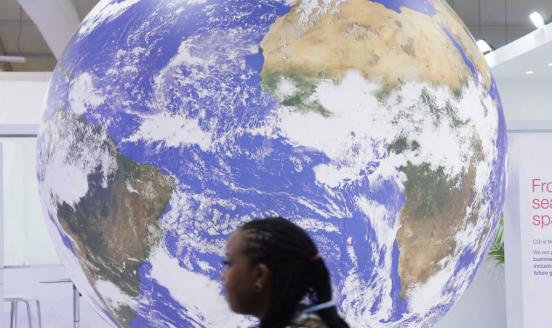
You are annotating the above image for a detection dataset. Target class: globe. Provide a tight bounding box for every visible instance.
[36,0,507,327]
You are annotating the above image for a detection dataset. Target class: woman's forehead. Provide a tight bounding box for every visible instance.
[226,230,247,253]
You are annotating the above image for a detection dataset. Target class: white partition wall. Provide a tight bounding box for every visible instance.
[0,72,60,267]
[1,137,59,266]
[0,72,51,125]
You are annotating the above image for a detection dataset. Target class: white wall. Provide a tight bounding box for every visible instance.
[0,72,50,125]
[0,72,59,267]
[497,79,552,124]
[2,138,59,266]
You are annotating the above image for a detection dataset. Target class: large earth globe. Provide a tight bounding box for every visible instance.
[37,0,507,327]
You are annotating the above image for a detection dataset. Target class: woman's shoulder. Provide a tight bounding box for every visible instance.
[287,313,329,328]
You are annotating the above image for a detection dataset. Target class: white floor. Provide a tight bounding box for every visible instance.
[1,260,506,328]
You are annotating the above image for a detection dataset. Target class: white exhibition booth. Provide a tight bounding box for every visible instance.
[2,24,552,328]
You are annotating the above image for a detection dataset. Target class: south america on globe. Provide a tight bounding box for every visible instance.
[37,0,507,327]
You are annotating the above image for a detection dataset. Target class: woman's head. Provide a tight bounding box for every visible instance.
[222,227,272,317]
[222,217,348,328]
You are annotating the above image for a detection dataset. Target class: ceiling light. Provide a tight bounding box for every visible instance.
[476,40,493,54]
[548,63,552,67]
[0,56,26,64]
[530,11,545,28]
[526,70,535,75]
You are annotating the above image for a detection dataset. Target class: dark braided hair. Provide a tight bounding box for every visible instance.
[240,217,349,328]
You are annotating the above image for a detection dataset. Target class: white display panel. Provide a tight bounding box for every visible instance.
[1,138,60,266]
[506,132,552,328]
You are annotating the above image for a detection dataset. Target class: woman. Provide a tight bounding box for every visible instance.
[221,217,350,328]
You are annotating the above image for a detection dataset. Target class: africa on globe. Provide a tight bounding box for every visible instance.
[37,0,507,327]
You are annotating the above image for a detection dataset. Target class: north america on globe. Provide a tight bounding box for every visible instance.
[36,0,507,327]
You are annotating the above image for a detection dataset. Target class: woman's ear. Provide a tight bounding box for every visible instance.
[255,263,270,286]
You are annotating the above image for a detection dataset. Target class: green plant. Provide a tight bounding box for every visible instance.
[488,215,505,264]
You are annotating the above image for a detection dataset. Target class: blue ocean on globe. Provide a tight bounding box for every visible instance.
[36,0,507,327]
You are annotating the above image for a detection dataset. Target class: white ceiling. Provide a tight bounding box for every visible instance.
[488,22,552,81]
[1,0,552,71]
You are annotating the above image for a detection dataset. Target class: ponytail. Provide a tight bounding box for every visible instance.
[308,257,349,328]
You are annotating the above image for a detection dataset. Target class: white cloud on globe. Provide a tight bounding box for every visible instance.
[69,73,105,116]
[96,280,138,311]
[126,112,214,151]
[78,0,140,38]
[147,246,252,328]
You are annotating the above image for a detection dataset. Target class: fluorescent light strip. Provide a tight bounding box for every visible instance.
[530,11,545,28]
[0,56,26,64]
[476,40,492,54]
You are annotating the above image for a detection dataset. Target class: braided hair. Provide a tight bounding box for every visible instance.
[240,217,349,328]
